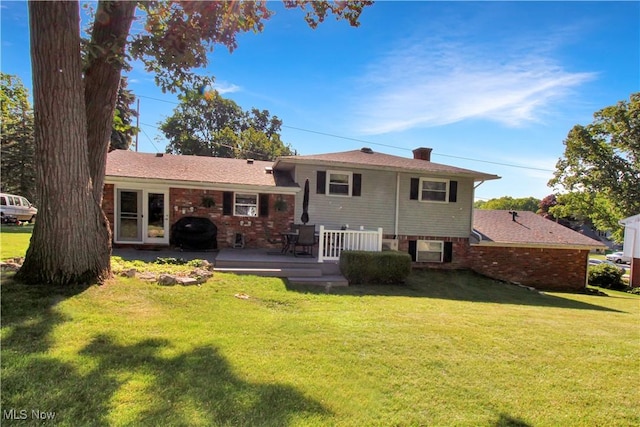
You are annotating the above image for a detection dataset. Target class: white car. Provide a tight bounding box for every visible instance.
[0,193,37,222]
[605,251,631,264]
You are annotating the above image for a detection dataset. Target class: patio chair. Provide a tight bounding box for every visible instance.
[265,228,287,254]
[293,225,316,257]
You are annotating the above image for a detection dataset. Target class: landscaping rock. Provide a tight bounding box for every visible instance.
[176,277,198,286]
[189,268,214,284]
[121,268,137,278]
[157,274,178,286]
[138,272,157,281]
[0,261,21,272]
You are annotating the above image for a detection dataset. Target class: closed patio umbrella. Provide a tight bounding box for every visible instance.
[301,178,310,224]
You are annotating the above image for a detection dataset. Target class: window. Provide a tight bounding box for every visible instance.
[234,193,258,217]
[327,171,352,196]
[0,197,6,206]
[416,240,444,262]
[420,178,448,202]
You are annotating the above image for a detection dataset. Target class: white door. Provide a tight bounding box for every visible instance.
[116,188,169,244]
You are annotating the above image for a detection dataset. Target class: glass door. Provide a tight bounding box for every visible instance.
[145,191,169,244]
[117,190,142,242]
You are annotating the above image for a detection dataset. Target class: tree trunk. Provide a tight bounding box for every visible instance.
[16,1,111,286]
[85,1,136,201]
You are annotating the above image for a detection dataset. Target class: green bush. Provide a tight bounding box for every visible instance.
[339,250,412,285]
[588,263,627,291]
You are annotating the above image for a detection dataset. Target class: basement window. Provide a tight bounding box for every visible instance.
[416,240,444,262]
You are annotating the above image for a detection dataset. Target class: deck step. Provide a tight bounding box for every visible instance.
[287,275,349,287]
[214,267,322,278]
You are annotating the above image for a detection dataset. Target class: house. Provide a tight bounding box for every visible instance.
[620,213,640,287]
[104,147,499,264]
[470,210,606,290]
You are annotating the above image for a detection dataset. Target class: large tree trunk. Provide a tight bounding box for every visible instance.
[85,1,136,201]
[16,1,111,285]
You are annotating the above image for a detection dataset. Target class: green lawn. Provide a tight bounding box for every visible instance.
[0,224,33,259]
[2,231,639,426]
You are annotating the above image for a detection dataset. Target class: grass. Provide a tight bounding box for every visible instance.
[0,224,33,259]
[2,230,639,426]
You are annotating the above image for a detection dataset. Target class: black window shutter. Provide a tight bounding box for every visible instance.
[316,171,326,194]
[410,178,419,200]
[449,180,458,203]
[408,240,417,262]
[353,173,362,197]
[259,194,269,217]
[223,192,233,215]
[443,242,453,263]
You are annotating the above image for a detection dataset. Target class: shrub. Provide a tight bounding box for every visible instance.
[588,263,627,291]
[340,250,411,285]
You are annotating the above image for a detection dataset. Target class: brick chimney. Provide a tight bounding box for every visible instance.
[412,147,433,161]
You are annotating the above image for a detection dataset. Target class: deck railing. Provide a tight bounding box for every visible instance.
[317,225,383,263]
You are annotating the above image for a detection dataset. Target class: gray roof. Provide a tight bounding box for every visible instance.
[473,210,605,249]
[274,149,500,181]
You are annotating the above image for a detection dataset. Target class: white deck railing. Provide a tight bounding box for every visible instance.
[317,225,383,263]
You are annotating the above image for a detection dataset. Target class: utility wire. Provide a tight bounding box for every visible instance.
[136,94,556,173]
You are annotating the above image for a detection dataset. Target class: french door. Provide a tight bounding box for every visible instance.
[116,188,169,244]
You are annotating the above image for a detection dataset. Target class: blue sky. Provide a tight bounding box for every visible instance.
[1,1,638,201]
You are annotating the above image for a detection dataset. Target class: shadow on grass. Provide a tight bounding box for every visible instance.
[494,413,532,426]
[287,269,626,313]
[1,280,329,426]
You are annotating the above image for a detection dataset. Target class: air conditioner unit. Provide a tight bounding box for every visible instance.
[382,239,398,251]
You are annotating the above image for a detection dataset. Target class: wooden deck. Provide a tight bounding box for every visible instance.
[113,247,348,286]
[214,248,347,286]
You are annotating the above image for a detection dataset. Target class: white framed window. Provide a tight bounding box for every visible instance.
[234,193,258,217]
[327,170,352,196]
[420,178,448,202]
[417,240,444,262]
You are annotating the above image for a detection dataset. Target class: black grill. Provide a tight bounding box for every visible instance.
[170,216,218,250]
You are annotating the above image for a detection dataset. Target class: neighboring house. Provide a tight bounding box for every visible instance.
[471,210,606,290]
[620,213,640,287]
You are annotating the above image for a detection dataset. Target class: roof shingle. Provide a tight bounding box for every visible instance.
[106,150,296,189]
[473,210,605,248]
[274,149,500,181]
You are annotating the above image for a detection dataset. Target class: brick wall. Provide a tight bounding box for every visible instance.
[169,188,294,249]
[466,245,589,291]
[102,185,294,249]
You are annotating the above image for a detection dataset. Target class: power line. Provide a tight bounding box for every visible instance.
[136,94,556,173]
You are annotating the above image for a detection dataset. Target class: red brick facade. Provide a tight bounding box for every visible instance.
[466,245,589,291]
[103,185,295,249]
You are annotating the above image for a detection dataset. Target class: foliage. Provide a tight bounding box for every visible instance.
[161,80,294,160]
[339,250,412,284]
[0,73,36,202]
[110,77,138,151]
[588,263,627,291]
[549,93,640,241]
[474,196,540,212]
[23,0,372,286]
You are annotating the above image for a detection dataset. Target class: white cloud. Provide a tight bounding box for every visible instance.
[352,37,596,135]
[213,82,241,95]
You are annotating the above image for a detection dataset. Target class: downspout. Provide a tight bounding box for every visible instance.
[471,180,486,240]
[394,172,400,237]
